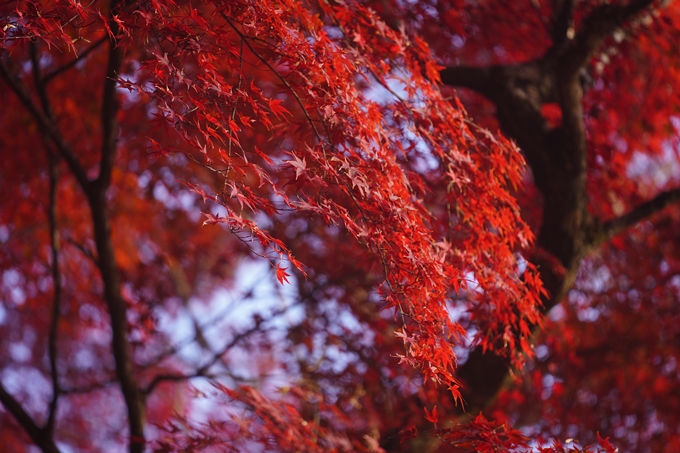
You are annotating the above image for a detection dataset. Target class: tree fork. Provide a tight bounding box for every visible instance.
[441,0,666,416]
[0,3,147,451]
[0,382,61,453]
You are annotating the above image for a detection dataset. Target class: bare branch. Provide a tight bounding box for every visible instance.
[93,29,123,192]
[65,237,99,266]
[62,379,117,395]
[0,381,60,453]
[3,30,143,452]
[45,150,62,435]
[599,187,680,243]
[140,290,256,369]
[30,42,53,114]
[143,303,291,396]
[197,310,280,374]
[0,53,91,191]
[143,323,264,396]
[143,371,212,397]
[43,36,107,84]
[30,40,63,435]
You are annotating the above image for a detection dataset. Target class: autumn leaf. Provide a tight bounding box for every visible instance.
[275,264,291,285]
[268,98,291,119]
[286,153,306,180]
[424,405,439,425]
[4,1,680,452]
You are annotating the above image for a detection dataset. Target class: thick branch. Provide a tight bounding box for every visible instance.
[86,6,146,452]
[439,65,495,100]
[550,0,576,46]
[457,252,576,413]
[448,1,661,419]
[559,0,656,78]
[440,60,559,194]
[5,20,144,452]
[599,187,680,243]
[0,381,60,453]
[456,162,680,421]
[545,1,662,266]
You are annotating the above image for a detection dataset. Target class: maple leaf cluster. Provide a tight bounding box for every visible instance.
[120,0,543,388]
[2,0,680,452]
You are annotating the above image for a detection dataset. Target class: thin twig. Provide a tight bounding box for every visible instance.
[45,151,62,435]
[65,237,99,266]
[30,40,63,436]
[43,36,108,84]
[143,303,292,396]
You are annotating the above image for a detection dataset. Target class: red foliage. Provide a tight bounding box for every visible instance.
[1,1,680,452]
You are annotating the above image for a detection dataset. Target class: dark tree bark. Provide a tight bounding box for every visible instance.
[0,2,146,452]
[441,0,666,415]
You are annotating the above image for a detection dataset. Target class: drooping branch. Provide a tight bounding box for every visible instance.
[443,63,557,191]
[597,187,680,244]
[0,381,61,453]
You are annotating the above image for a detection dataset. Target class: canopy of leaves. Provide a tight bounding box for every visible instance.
[0,1,679,452]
